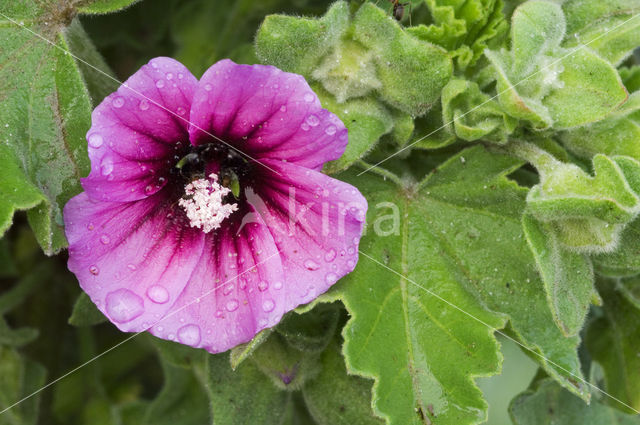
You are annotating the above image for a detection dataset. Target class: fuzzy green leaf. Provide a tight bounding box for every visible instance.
[563,0,640,66]
[76,0,141,14]
[276,303,340,354]
[334,146,587,425]
[303,339,383,425]
[486,0,628,130]
[0,5,93,254]
[510,378,640,425]
[207,352,290,425]
[594,217,640,277]
[0,347,46,425]
[68,293,107,327]
[522,214,594,336]
[586,278,640,413]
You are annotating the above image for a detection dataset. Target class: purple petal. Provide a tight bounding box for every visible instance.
[64,192,205,332]
[83,57,197,202]
[252,159,367,309]
[189,59,348,170]
[148,213,286,352]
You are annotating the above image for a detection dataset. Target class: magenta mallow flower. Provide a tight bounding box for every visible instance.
[63,58,367,353]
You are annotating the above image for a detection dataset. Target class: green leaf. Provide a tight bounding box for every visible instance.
[0,6,93,254]
[206,352,290,425]
[509,378,640,425]
[515,141,640,253]
[352,3,452,117]
[618,277,640,309]
[76,0,141,14]
[486,0,628,130]
[0,318,39,348]
[255,1,350,75]
[68,293,107,327]
[441,78,516,143]
[303,339,383,425]
[144,356,210,425]
[586,278,640,413]
[249,333,321,391]
[319,90,394,174]
[563,0,640,66]
[522,214,594,336]
[230,328,274,370]
[0,347,46,425]
[334,146,587,425]
[594,217,640,277]
[276,303,340,354]
[409,0,508,70]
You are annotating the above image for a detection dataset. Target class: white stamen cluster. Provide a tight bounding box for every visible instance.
[179,174,238,233]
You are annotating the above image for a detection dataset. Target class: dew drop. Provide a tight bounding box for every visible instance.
[147,285,170,303]
[226,299,239,312]
[303,92,315,103]
[88,133,104,148]
[112,97,125,108]
[325,125,337,135]
[324,249,337,262]
[139,99,150,110]
[301,122,310,131]
[156,80,165,89]
[204,83,212,91]
[262,299,275,312]
[280,105,287,112]
[89,265,99,275]
[100,156,114,176]
[178,73,184,79]
[127,263,137,271]
[306,114,320,127]
[223,284,234,296]
[304,259,320,270]
[325,272,339,284]
[166,72,174,80]
[177,106,186,116]
[273,281,283,290]
[215,310,224,318]
[106,289,144,323]
[257,281,268,292]
[177,324,201,346]
[144,185,154,194]
[100,234,110,245]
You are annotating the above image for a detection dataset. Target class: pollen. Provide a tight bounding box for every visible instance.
[179,174,238,233]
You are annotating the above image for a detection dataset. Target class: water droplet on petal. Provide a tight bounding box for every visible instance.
[204,84,212,91]
[144,185,154,194]
[306,114,319,127]
[273,281,283,290]
[324,249,336,262]
[301,122,310,131]
[262,299,275,312]
[177,324,201,346]
[139,99,150,110]
[325,272,338,284]
[89,265,99,275]
[100,156,114,176]
[304,259,320,270]
[280,105,287,112]
[127,263,137,271]
[178,73,184,79]
[223,284,234,296]
[226,299,239,312]
[112,97,125,108]
[100,234,110,245]
[88,134,104,148]
[166,72,173,80]
[257,281,268,292]
[156,80,165,88]
[177,107,186,116]
[325,125,337,135]
[303,92,315,103]
[106,289,144,323]
[146,285,169,303]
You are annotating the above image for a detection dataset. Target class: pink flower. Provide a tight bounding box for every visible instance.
[64,58,366,353]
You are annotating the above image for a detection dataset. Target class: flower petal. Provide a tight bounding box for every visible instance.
[251,159,367,309]
[83,57,197,202]
[148,213,287,352]
[64,191,204,332]
[189,59,348,170]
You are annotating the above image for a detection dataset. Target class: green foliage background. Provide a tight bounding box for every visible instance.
[1,0,640,424]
